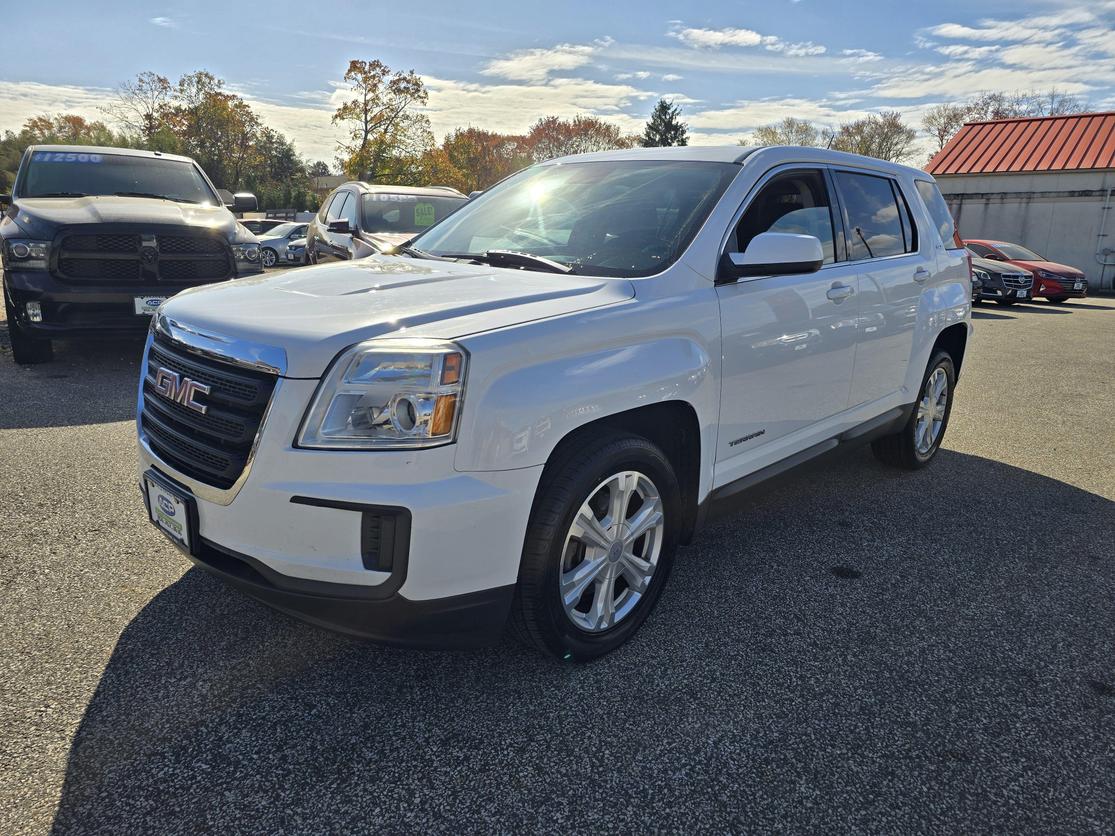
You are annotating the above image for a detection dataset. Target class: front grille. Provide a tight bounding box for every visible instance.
[141,334,277,489]
[1003,274,1032,289]
[54,228,233,285]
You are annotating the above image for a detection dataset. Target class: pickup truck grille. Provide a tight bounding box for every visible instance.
[53,227,233,285]
[140,334,277,489]
[1002,274,1032,289]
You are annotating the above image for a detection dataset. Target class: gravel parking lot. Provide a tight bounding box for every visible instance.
[1,298,1113,834]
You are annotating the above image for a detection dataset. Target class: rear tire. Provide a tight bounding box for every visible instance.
[871,351,955,470]
[4,291,53,365]
[511,432,681,661]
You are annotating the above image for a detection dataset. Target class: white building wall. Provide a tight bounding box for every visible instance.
[935,170,1115,290]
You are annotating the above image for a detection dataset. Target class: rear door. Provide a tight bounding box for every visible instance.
[715,167,861,477]
[832,169,924,407]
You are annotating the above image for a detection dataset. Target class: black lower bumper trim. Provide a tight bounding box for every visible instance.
[189,537,514,648]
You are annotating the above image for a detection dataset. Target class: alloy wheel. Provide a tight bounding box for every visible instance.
[915,367,948,455]
[559,470,665,632]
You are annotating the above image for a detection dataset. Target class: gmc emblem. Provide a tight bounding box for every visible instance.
[153,367,211,415]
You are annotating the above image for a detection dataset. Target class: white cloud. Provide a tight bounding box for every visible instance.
[662,73,683,82]
[841,49,883,63]
[615,71,652,80]
[669,24,827,57]
[148,16,178,28]
[481,43,596,83]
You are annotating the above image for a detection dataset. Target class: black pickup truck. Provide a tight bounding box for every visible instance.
[1,145,261,364]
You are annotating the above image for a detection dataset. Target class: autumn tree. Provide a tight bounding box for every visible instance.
[332,59,431,181]
[642,98,688,147]
[830,111,917,163]
[526,116,636,162]
[441,127,532,192]
[20,114,126,147]
[307,160,332,177]
[744,117,822,147]
[103,71,174,144]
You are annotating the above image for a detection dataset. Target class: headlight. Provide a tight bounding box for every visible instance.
[1037,269,1059,280]
[972,269,989,282]
[232,243,261,262]
[3,239,50,270]
[298,339,467,449]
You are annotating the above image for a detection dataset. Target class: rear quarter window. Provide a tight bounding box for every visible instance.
[915,180,960,248]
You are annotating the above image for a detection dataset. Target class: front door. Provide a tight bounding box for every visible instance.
[715,168,859,479]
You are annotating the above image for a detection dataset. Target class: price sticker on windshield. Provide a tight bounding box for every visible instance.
[414,203,436,227]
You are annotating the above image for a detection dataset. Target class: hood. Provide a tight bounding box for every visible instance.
[362,231,411,252]
[1008,259,1084,278]
[970,256,1030,276]
[11,196,240,238]
[161,255,634,377]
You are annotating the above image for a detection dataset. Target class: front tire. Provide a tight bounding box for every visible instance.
[261,247,278,268]
[871,351,955,470]
[511,432,681,661]
[995,298,1015,306]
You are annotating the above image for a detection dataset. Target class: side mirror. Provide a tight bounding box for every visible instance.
[233,192,258,213]
[328,219,353,235]
[719,232,824,281]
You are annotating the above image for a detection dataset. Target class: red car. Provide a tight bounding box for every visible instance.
[964,239,1087,303]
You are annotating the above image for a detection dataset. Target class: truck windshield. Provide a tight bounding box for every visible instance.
[19,151,219,204]
[409,160,738,277]
[361,194,466,234]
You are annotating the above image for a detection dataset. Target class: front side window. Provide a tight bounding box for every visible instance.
[324,191,348,222]
[361,194,466,235]
[19,151,218,204]
[733,169,837,264]
[411,160,739,278]
[835,171,914,261]
[338,193,358,228]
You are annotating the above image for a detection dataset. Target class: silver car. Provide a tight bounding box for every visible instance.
[258,222,309,268]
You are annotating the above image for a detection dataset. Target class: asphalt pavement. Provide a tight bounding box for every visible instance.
[1,297,1113,834]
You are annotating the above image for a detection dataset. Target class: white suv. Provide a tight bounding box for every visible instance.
[137,146,971,660]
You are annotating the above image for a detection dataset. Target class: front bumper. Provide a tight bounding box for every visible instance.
[186,535,514,647]
[976,284,1031,301]
[138,372,543,644]
[1034,278,1088,299]
[4,268,238,337]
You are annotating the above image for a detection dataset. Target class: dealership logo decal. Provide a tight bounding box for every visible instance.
[153,367,211,415]
[157,495,177,516]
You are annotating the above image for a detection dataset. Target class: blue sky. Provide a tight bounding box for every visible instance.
[2,0,1113,163]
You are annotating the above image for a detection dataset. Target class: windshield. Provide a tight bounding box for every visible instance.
[993,242,1044,261]
[18,150,219,204]
[265,222,301,237]
[361,193,465,235]
[409,160,739,277]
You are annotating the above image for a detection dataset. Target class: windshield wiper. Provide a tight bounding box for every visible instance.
[29,192,87,198]
[440,250,573,274]
[392,243,457,261]
[113,192,198,204]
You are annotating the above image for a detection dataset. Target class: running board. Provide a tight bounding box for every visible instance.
[705,404,913,506]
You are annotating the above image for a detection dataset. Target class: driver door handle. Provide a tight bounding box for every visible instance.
[914,266,931,282]
[826,282,855,302]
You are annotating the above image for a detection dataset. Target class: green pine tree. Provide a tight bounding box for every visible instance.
[642,98,689,147]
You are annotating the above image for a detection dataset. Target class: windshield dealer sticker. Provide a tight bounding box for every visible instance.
[414,203,436,227]
[34,152,103,163]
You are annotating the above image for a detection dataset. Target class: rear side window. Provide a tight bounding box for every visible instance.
[915,180,959,248]
[834,171,914,261]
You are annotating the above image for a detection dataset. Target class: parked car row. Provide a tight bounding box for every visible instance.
[966,239,1088,305]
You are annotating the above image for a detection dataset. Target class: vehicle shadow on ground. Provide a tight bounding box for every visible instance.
[0,326,143,429]
[49,449,1115,833]
[971,309,1015,320]
[1007,304,1071,315]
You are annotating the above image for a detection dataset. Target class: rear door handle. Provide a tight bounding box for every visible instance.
[826,283,854,302]
[914,267,931,282]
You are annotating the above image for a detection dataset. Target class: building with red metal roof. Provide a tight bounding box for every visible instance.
[927,112,1115,290]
